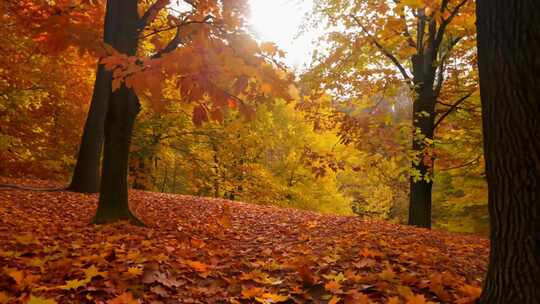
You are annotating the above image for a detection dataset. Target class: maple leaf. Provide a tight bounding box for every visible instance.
[126,266,143,277]
[84,265,107,281]
[60,279,87,290]
[324,280,343,293]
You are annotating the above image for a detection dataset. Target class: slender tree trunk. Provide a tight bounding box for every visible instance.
[68,0,121,193]
[92,0,143,225]
[171,158,178,193]
[408,54,436,229]
[68,65,111,193]
[476,1,540,303]
[161,165,168,193]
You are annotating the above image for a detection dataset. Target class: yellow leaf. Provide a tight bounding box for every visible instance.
[329,295,341,304]
[60,279,87,290]
[27,295,57,304]
[84,265,107,281]
[126,266,143,277]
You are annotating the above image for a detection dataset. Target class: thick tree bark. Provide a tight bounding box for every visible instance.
[92,0,143,225]
[476,1,540,303]
[93,86,143,225]
[408,53,436,229]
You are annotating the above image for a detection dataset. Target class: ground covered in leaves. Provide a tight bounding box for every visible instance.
[0,178,489,304]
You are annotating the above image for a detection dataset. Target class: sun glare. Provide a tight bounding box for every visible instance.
[248,0,315,69]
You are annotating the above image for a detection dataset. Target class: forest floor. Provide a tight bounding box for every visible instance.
[0,177,489,304]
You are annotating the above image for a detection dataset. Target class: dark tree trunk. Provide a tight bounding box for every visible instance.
[92,0,143,225]
[67,65,111,193]
[476,1,540,303]
[408,53,436,229]
[68,0,121,193]
[93,86,143,225]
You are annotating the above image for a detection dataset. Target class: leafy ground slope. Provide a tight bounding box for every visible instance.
[0,178,489,304]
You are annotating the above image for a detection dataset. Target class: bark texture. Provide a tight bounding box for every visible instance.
[68,1,119,193]
[67,65,111,193]
[476,1,540,303]
[92,0,143,225]
[408,41,437,229]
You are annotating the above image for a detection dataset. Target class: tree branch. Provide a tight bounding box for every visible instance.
[349,14,413,86]
[439,155,481,171]
[433,0,469,57]
[433,91,472,129]
[139,0,170,29]
[151,17,213,59]
[434,36,462,97]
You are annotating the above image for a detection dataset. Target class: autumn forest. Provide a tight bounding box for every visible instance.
[0,0,538,303]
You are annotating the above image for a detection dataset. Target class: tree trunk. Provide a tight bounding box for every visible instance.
[93,86,143,225]
[476,1,540,303]
[408,54,436,229]
[92,0,143,225]
[68,0,122,193]
[67,64,110,193]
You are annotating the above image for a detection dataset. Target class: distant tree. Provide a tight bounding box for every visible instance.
[306,0,477,228]
[476,1,540,303]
